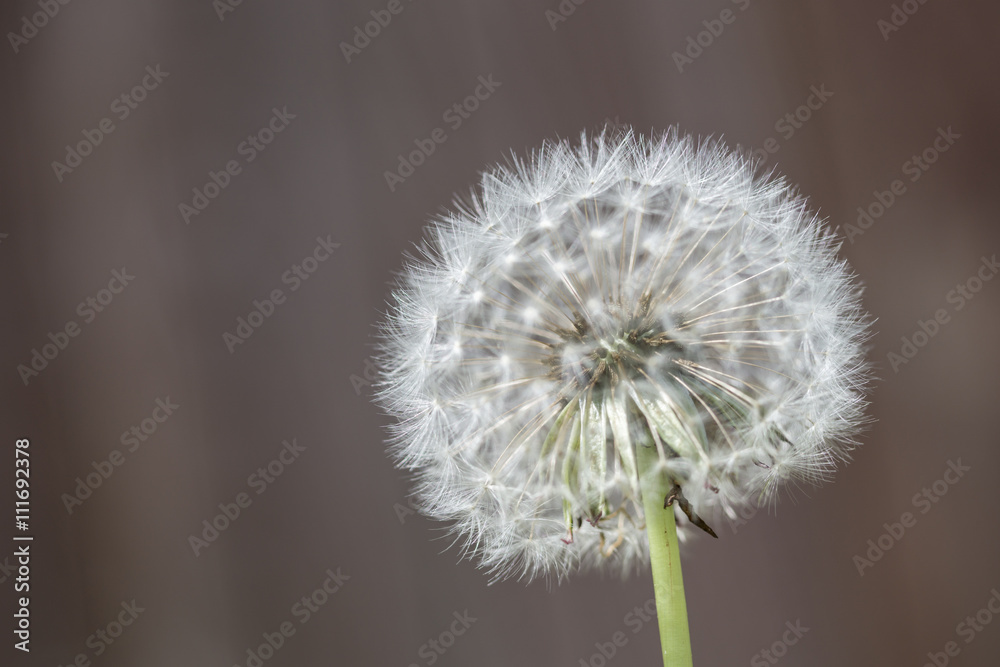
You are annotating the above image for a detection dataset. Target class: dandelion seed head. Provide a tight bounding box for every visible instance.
[376,128,871,582]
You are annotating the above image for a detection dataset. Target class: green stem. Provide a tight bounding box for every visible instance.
[637,443,693,667]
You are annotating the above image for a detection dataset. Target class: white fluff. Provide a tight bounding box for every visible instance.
[376,128,871,582]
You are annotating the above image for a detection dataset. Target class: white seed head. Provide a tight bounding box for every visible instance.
[375,128,871,582]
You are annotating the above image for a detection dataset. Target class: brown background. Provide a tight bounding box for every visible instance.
[2,1,999,665]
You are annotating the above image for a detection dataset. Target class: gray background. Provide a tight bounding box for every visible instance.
[2,0,999,665]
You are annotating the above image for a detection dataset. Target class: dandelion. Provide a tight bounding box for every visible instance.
[375,127,870,666]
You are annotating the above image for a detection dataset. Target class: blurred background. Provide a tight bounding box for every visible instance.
[2,1,999,665]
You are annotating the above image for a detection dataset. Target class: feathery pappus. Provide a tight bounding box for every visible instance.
[375,127,870,582]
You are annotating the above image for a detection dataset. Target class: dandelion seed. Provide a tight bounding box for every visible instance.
[375,127,870,596]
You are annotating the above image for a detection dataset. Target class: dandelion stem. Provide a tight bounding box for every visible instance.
[638,442,693,667]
